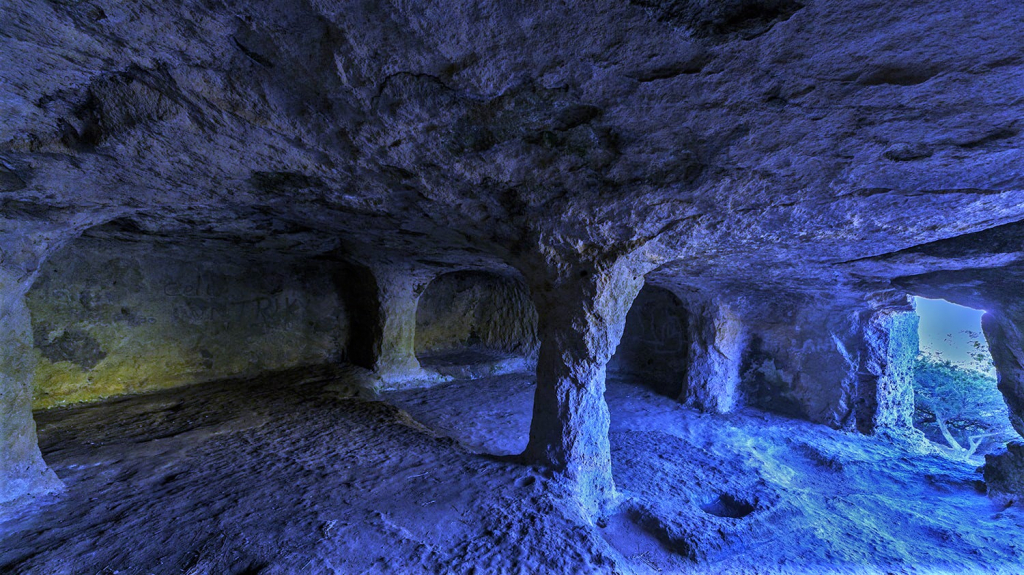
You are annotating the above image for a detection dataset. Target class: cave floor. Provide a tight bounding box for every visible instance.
[1,366,1022,574]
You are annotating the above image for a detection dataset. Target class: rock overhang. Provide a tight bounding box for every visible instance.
[0,0,1020,299]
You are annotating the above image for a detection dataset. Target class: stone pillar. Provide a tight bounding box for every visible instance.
[0,239,62,503]
[683,301,745,413]
[522,257,645,518]
[339,263,440,388]
[854,309,919,435]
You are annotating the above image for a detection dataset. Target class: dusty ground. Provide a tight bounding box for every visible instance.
[2,364,1023,574]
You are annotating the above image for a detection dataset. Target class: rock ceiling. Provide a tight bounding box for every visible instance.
[2,0,1023,302]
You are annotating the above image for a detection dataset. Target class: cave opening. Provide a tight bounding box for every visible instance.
[607,285,690,398]
[414,271,538,379]
[911,296,1015,461]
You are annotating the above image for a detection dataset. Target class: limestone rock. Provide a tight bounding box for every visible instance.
[3,0,1024,509]
[984,442,1024,505]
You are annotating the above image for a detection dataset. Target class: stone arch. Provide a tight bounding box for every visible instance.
[607,285,691,398]
[414,270,538,377]
[1,222,95,503]
[333,263,385,372]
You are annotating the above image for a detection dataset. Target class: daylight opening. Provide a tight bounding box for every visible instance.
[911,297,1014,461]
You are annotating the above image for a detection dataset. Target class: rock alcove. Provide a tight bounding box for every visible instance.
[2,0,1024,572]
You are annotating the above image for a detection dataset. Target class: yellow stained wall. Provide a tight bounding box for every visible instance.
[28,238,347,409]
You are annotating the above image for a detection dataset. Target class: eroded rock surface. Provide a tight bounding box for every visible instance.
[2,0,1024,507]
[27,236,348,408]
[416,270,538,359]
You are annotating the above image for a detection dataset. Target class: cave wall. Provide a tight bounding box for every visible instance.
[27,238,348,408]
[741,305,860,428]
[738,300,919,433]
[607,285,690,397]
[983,307,1024,438]
[415,271,538,357]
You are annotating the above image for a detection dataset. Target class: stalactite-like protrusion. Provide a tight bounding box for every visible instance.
[521,255,646,518]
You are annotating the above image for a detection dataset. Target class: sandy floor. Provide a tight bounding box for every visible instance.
[2,365,1023,574]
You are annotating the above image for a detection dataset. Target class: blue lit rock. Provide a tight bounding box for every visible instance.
[984,441,1024,504]
[521,251,650,518]
[1,0,1024,515]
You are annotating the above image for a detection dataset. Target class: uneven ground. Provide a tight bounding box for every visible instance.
[1,364,1023,574]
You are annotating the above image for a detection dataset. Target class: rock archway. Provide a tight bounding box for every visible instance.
[414,270,538,378]
[607,285,691,398]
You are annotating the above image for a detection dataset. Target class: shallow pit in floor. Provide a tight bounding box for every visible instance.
[699,493,756,518]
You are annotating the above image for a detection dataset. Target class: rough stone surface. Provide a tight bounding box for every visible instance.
[740,300,861,427]
[12,367,1022,573]
[523,254,649,518]
[610,288,746,413]
[855,308,918,435]
[390,373,1024,572]
[3,0,1024,511]
[984,441,1024,505]
[337,264,443,388]
[681,296,746,413]
[0,281,62,504]
[0,230,68,503]
[415,270,538,358]
[27,236,348,408]
[983,311,1024,438]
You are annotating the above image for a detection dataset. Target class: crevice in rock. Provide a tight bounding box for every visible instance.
[629,0,804,40]
[856,66,940,87]
[231,36,275,68]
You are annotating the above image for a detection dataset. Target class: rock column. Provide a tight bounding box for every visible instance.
[339,263,439,388]
[683,300,745,413]
[0,236,62,503]
[371,267,430,385]
[522,257,645,518]
[982,308,1024,437]
[854,308,919,435]
[980,307,1024,501]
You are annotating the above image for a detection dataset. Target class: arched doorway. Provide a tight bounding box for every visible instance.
[414,271,538,378]
[607,285,690,398]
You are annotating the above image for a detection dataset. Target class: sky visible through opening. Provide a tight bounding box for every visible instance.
[914,296,994,374]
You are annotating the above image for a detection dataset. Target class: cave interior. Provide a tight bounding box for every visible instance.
[3,0,1024,573]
